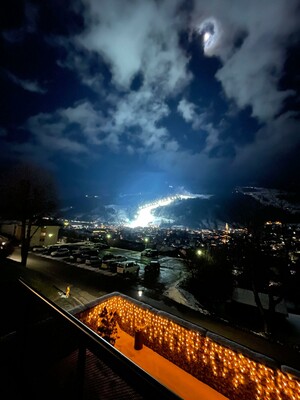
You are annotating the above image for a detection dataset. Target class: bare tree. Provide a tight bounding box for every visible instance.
[240,227,289,336]
[0,162,59,266]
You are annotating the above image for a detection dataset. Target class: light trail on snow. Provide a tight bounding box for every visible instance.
[127,193,211,228]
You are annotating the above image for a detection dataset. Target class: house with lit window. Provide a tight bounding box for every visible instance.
[0,219,62,247]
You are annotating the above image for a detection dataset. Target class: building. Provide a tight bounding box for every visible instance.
[0,219,61,247]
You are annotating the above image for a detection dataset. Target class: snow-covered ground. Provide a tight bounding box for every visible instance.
[236,186,300,214]
[163,278,211,315]
[162,277,300,348]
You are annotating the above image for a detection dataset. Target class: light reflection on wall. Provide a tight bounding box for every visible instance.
[78,295,300,400]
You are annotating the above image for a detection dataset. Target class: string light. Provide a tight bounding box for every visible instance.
[77,295,300,400]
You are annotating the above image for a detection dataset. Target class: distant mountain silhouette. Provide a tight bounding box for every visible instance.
[57,190,299,228]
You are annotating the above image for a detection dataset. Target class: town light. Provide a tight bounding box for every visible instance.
[196,249,203,256]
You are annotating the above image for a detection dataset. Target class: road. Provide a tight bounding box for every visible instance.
[9,246,300,370]
[10,246,188,304]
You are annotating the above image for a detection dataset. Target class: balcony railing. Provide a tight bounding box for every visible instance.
[7,277,182,400]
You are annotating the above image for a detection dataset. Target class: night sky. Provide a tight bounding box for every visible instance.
[1,0,300,199]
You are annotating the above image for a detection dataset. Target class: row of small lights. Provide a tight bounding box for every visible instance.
[79,296,300,400]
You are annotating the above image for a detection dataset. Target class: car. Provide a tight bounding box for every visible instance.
[85,256,102,268]
[78,246,94,252]
[116,261,140,276]
[76,252,93,263]
[101,252,115,261]
[141,248,159,258]
[32,245,47,253]
[100,258,116,270]
[50,248,70,257]
[93,242,110,250]
[75,249,99,263]
[43,245,61,255]
[69,250,81,261]
[144,260,160,274]
[101,256,128,271]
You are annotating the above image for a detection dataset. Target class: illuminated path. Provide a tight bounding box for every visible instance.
[128,193,211,228]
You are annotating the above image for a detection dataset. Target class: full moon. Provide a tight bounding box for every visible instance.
[203,32,211,44]
[197,18,221,56]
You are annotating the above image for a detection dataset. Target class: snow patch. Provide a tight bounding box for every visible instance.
[163,279,211,315]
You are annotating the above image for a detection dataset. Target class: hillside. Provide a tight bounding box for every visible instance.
[57,189,300,229]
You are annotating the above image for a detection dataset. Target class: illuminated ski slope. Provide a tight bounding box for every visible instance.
[128,193,211,228]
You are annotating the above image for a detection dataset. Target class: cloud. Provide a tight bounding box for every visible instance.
[77,0,192,93]
[5,70,47,94]
[51,0,191,158]
[60,102,106,146]
[104,90,172,152]
[233,112,299,174]
[55,41,105,93]
[177,98,197,123]
[6,0,298,193]
[23,92,174,161]
[177,98,221,153]
[25,110,90,155]
[192,0,300,121]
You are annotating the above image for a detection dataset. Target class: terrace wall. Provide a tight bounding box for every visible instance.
[77,293,300,400]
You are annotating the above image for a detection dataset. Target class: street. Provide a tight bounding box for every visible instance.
[9,246,189,305]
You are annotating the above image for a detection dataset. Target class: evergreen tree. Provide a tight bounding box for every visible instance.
[97,307,119,346]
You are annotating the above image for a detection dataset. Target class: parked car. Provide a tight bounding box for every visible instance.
[50,248,70,257]
[144,260,160,274]
[43,245,61,255]
[101,252,114,261]
[76,252,92,263]
[141,248,159,258]
[100,258,116,270]
[69,250,82,261]
[85,256,102,268]
[32,245,47,253]
[93,242,110,250]
[116,261,140,276]
[101,255,127,271]
[76,249,99,263]
[78,246,94,252]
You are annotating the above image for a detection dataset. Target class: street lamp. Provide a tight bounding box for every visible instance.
[196,249,203,256]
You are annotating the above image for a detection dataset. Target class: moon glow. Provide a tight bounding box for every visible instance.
[198,18,220,55]
[203,32,211,44]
